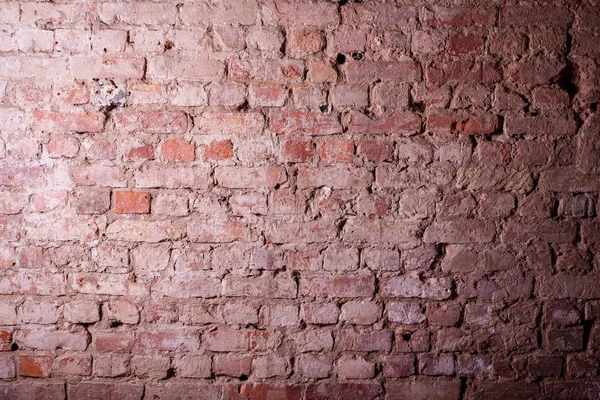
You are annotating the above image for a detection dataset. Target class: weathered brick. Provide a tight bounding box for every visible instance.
[222,275,297,299]
[306,383,380,400]
[297,166,371,189]
[266,220,337,244]
[98,2,177,26]
[138,330,200,352]
[70,165,126,187]
[345,61,420,84]
[427,61,501,85]
[106,220,184,242]
[18,355,54,378]
[15,329,88,351]
[301,274,375,298]
[68,382,143,400]
[161,140,195,162]
[215,166,287,189]
[500,6,573,28]
[342,218,421,248]
[385,381,461,400]
[114,191,151,214]
[113,110,188,134]
[270,111,342,135]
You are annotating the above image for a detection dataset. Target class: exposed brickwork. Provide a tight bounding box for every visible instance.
[0,0,599,398]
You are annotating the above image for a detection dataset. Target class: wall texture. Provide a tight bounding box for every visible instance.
[0,0,599,399]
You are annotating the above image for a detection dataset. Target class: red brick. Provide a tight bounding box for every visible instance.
[0,382,66,400]
[528,355,563,377]
[55,81,89,105]
[345,60,421,84]
[94,332,135,353]
[135,165,211,190]
[0,330,11,351]
[14,82,52,106]
[419,353,455,376]
[381,276,452,300]
[161,140,195,161]
[205,329,250,352]
[501,220,577,244]
[145,383,221,400]
[270,111,342,135]
[280,139,315,162]
[138,330,200,352]
[300,274,375,298]
[345,111,421,135]
[84,139,117,160]
[338,329,393,352]
[195,112,265,136]
[70,165,125,187]
[0,354,14,378]
[319,139,354,163]
[52,354,92,377]
[68,382,143,400]
[200,140,234,160]
[297,166,371,189]
[33,111,105,133]
[215,166,286,189]
[113,110,188,134]
[114,191,151,214]
[489,30,527,57]
[507,59,565,85]
[385,382,461,400]
[288,29,325,57]
[422,6,496,27]
[449,33,485,55]
[381,355,415,377]
[222,275,297,299]
[427,113,499,135]
[427,61,501,85]
[238,384,301,400]
[500,5,573,28]
[306,383,380,400]
[18,355,54,377]
[214,354,252,377]
[307,57,337,83]
[275,2,338,27]
[248,83,288,107]
[356,140,393,162]
[342,217,421,248]
[122,140,155,161]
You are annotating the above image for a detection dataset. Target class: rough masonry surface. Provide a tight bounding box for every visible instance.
[0,0,599,399]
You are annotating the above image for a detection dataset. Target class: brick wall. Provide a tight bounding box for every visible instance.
[0,0,599,399]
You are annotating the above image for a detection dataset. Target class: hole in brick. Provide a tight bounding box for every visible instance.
[402,333,412,341]
[591,103,598,112]
[109,321,123,328]
[239,374,249,381]
[11,343,18,351]
[238,101,249,112]
[339,0,349,5]
[353,0,363,2]
[319,105,331,113]
[166,367,176,378]
[411,101,425,113]
[336,53,346,65]
[164,40,174,50]
[352,52,364,61]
